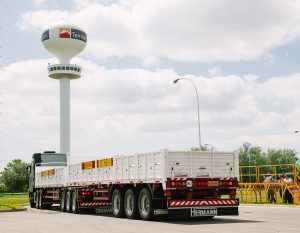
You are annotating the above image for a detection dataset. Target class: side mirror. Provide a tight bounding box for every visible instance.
[26,165,31,174]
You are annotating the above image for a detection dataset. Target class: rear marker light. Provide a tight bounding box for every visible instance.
[197,181,208,186]
[166,191,171,197]
[170,181,187,187]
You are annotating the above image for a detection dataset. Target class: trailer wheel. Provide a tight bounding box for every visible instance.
[60,190,67,212]
[124,189,138,219]
[66,190,72,213]
[71,190,79,214]
[138,188,153,221]
[112,189,125,218]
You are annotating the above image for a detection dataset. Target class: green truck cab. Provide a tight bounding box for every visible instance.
[28,151,67,207]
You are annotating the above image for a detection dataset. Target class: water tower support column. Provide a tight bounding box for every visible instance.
[60,77,70,154]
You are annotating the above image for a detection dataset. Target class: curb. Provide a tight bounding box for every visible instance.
[241,203,300,208]
[0,207,27,213]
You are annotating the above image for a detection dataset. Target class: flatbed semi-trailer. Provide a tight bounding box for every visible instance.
[28,150,239,220]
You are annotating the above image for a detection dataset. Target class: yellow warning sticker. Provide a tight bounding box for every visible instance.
[97,158,113,168]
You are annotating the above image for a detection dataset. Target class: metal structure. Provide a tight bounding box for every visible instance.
[41,25,87,155]
[239,163,300,184]
[237,182,300,205]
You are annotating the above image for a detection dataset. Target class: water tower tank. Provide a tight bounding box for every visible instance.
[42,25,87,64]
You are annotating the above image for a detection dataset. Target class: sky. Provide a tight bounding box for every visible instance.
[1,0,300,170]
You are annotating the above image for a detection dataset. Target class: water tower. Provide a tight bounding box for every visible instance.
[41,25,87,155]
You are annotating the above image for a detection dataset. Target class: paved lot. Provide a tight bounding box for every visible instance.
[0,205,299,233]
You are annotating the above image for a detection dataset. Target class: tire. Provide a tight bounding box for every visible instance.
[36,191,40,209]
[60,190,67,212]
[124,189,138,219]
[29,193,36,208]
[30,201,36,208]
[138,188,153,221]
[71,190,79,214]
[38,190,43,209]
[66,190,72,213]
[112,189,125,218]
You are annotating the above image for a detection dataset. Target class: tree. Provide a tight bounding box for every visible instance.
[238,142,267,167]
[238,142,268,182]
[266,148,298,165]
[265,148,298,175]
[0,159,29,193]
[0,184,8,193]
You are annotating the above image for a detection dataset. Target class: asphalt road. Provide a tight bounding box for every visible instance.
[0,205,299,233]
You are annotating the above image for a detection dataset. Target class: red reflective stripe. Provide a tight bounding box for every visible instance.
[169,199,237,207]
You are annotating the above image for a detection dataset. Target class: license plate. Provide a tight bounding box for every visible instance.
[208,181,219,186]
[191,208,217,217]
[221,194,230,199]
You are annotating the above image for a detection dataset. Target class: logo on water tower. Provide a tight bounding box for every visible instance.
[59,28,71,38]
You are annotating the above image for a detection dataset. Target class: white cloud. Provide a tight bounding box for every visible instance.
[143,56,160,67]
[1,59,300,169]
[18,10,70,31]
[18,0,300,63]
[208,67,222,76]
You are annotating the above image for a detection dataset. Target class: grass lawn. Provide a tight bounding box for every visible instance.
[0,194,29,211]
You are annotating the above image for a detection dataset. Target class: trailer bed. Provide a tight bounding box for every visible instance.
[35,150,239,188]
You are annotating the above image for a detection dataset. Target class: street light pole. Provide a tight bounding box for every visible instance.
[173,78,202,150]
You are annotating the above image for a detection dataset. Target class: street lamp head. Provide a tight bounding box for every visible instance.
[295,130,300,134]
[173,79,180,84]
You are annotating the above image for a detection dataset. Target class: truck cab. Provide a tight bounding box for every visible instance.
[28,151,67,207]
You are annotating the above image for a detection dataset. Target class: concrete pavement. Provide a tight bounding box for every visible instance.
[0,205,299,233]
